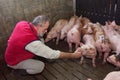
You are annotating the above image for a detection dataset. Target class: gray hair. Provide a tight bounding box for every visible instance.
[32,15,50,27]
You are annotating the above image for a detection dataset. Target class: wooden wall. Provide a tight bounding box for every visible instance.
[0,0,74,59]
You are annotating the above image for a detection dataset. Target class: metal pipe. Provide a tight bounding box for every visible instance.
[73,0,76,16]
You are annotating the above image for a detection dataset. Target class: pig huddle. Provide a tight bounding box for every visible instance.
[45,15,120,69]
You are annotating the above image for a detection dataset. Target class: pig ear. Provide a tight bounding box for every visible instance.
[105,22,109,29]
[80,15,82,17]
[96,22,101,26]
[111,20,116,26]
[106,20,111,25]
[79,42,84,47]
[105,21,109,26]
[79,15,82,19]
[83,24,87,28]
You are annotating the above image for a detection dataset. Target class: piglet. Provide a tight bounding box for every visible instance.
[80,34,97,67]
[60,16,78,40]
[102,21,120,67]
[80,17,91,27]
[81,22,94,38]
[104,71,120,80]
[103,21,120,55]
[94,23,111,64]
[45,19,68,44]
[108,21,120,34]
[107,54,120,68]
[67,17,82,52]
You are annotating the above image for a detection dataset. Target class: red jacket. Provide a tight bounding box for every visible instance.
[5,21,38,66]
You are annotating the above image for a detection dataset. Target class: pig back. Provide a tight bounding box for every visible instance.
[83,34,95,46]
[82,34,97,58]
[60,16,78,39]
[45,19,68,42]
[67,25,81,43]
[104,71,120,80]
[51,19,68,32]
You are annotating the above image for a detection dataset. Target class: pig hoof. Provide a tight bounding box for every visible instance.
[56,42,58,45]
[93,64,96,67]
[107,58,111,62]
[80,61,83,65]
[102,61,106,64]
[98,57,101,59]
[102,62,105,64]
[69,49,72,52]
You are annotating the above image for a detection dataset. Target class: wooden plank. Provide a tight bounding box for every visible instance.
[0,60,18,80]
[3,69,18,80]
[57,59,87,80]
[35,74,47,80]
[0,70,6,80]
[75,58,104,77]
[2,65,35,80]
[72,71,87,80]
[41,67,57,80]
[63,59,99,80]
[11,74,35,80]
[76,59,106,80]
[74,58,114,80]
[51,61,76,80]
[4,69,35,80]
[45,63,66,80]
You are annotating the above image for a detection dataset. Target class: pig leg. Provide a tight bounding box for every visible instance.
[75,43,80,50]
[103,52,109,64]
[98,51,102,59]
[68,42,72,52]
[56,33,60,45]
[52,39,55,42]
[95,43,102,59]
[80,56,84,65]
[92,57,96,67]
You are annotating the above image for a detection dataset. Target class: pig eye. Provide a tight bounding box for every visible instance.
[99,35,105,39]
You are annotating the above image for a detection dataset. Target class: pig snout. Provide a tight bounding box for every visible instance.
[45,37,51,42]
[67,29,81,52]
[80,45,96,67]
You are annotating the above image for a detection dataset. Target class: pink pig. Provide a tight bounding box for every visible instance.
[67,17,82,52]
[110,21,120,34]
[102,21,120,67]
[94,23,111,64]
[80,34,97,67]
[81,22,94,38]
[103,21,120,55]
[60,16,78,40]
[107,54,120,68]
[45,19,68,44]
[104,71,120,80]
